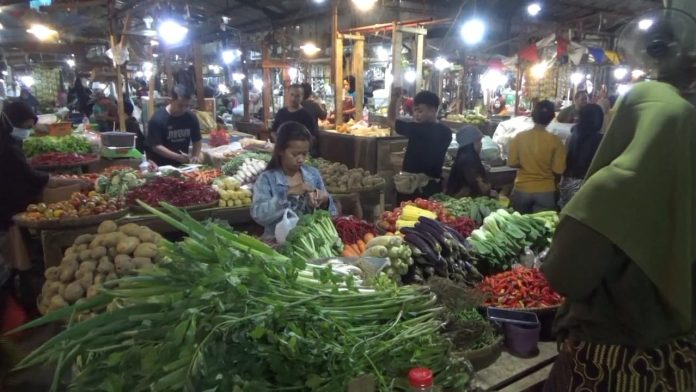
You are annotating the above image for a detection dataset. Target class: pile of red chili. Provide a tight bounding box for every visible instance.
[333,216,376,244]
[445,216,478,237]
[126,176,219,207]
[30,152,97,167]
[477,267,563,308]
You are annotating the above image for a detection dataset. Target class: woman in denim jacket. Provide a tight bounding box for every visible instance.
[252,121,337,240]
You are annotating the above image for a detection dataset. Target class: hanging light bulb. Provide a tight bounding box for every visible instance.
[158,20,188,45]
[404,69,417,84]
[351,0,377,11]
[531,62,548,79]
[27,24,58,41]
[300,42,321,56]
[461,19,485,45]
[434,57,452,71]
[613,67,629,80]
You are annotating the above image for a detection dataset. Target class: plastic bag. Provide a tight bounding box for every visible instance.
[274,209,299,244]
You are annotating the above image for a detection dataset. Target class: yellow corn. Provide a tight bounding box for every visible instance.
[396,219,418,229]
[401,205,437,221]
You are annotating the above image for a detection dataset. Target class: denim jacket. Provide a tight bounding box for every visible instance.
[251,165,337,239]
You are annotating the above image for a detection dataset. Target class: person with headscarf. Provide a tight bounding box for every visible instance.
[342,75,357,121]
[541,7,696,390]
[446,126,492,198]
[558,103,604,208]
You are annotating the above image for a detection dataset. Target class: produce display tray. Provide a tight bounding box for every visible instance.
[31,156,101,170]
[129,200,219,214]
[461,335,504,371]
[13,208,129,230]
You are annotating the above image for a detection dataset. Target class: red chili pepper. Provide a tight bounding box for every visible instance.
[476,266,564,308]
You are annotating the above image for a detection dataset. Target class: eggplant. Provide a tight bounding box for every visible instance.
[464,261,484,281]
[418,216,446,234]
[424,266,435,278]
[443,225,468,245]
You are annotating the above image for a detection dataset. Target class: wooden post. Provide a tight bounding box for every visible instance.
[164,50,174,94]
[108,10,129,132]
[352,36,364,119]
[242,48,250,122]
[415,33,424,91]
[193,43,205,110]
[391,24,403,87]
[282,67,291,108]
[262,41,272,129]
[514,63,522,116]
[147,45,156,121]
[334,33,344,126]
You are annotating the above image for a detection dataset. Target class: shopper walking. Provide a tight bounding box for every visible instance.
[558,103,604,208]
[508,100,566,213]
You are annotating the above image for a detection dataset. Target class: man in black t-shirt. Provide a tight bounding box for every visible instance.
[388,88,452,201]
[271,84,319,156]
[146,85,202,167]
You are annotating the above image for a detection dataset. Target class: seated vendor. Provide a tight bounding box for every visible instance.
[446,126,494,198]
[251,121,337,240]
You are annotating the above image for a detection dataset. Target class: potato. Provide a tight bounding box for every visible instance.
[118,223,142,237]
[78,261,97,273]
[64,282,85,303]
[115,257,134,275]
[133,243,157,258]
[86,285,100,298]
[77,271,94,290]
[116,237,140,255]
[61,253,78,265]
[76,243,89,252]
[101,232,123,247]
[79,249,92,262]
[97,259,115,274]
[97,220,118,234]
[74,234,95,245]
[59,263,78,283]
[42,281,60,297]
[132,257,153,270]
[44,266,60,281]
[65,246,77,257]
[108,247,117,259]
[105,272,118,281]
[94,273,106,285]
[49,294,68,309]
[90,246,107,259]
[56,282,67,297]
[137,228,158,243]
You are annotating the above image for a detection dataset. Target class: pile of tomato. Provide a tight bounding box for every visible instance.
[22,192,126,221]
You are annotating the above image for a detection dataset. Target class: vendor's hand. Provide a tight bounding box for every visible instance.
[309,189,329,208]
[148,160,158,172]
[288,183,314,196]
[177,153,191,164]
[189,155,202,164]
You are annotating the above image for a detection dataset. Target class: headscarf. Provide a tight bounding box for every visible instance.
[1,101,38,136]
[456,126,483,147]
[564,104,604,178]
[563,81,696,330]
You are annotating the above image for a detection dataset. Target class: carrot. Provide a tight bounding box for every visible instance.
[356,240,366,254]
[342,247,357,257]
[349,243,361,255]
[363,233,375,243]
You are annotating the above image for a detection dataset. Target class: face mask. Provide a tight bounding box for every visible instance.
[12,127,33,140]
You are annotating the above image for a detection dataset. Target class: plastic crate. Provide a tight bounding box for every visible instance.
[101,132,136,148]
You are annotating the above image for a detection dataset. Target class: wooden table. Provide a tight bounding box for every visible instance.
[39,206,255,267]
[473,341,558,391]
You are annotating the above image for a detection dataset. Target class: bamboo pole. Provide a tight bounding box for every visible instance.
[352,36,364,119]
[193,43,205,110]
[242,48,250,122]
[147,45,156,121]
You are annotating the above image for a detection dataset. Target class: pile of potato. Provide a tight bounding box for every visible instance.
[39,220,162,315]
[311,158,386,194]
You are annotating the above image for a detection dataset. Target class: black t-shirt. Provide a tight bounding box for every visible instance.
[302,99,327,121]
[146,108,201,166]
[0,131,49,231]
[396,119,452,179]
[271,107,319,155]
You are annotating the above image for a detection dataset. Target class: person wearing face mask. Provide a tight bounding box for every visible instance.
[446,126,493,198]
[556,90,589,124]
[251,121,336,241]
[541,5,696,391]
[270,84,318,156]
[146,84,202,167]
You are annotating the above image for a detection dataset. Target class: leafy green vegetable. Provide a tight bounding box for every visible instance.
[13,203,473,391]
[95,169,145,198]
[431,194,504,224]
[221,151,271,176]
[23,135,91,157]
[279,210,344,260]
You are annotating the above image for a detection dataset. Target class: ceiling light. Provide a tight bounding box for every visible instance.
[531,62,548,79]
[632,69,646,79]
[527,3,542,16]
[638,19,653,30]
[375,46,390,61]
[27,24,58,41]
[570,72,584,85]
[158,20,188,45]
[434,57,452,71]
[351,0,377,11]
[461,19,485,45]
[313,0,325,3]
[404,69,417,84]
[613,67,629,80]
[300,42,321,56]
[66,59,75,68]
[20,76,35,87]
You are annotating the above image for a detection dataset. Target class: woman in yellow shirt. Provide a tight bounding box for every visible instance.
[508,100,566,213]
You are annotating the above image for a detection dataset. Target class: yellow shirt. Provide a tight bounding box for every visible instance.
[508,127,566,193]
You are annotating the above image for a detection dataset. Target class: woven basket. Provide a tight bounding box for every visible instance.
[461,335,504,370]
